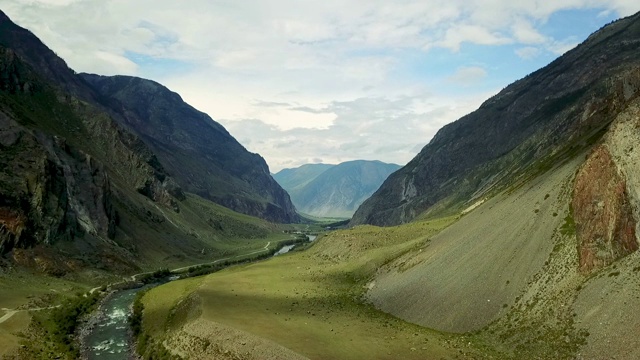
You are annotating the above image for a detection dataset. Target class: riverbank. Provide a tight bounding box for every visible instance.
[75,234,316,359]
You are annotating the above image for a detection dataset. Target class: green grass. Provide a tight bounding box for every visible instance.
[560,212,576,236]
[109,190,296,271]
[0,189,297,358]
[0,271,94,359]
[298,212,349,223]
[139,216,490,359]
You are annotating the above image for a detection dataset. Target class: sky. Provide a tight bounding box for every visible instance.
[1,1,639,172]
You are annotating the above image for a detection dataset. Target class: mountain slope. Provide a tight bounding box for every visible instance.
[275,160,400,218]
[80,74,298,224]
[361,13,640,358]
[272,163,334,192]
[0,10,291,276]
[351,12,640,226]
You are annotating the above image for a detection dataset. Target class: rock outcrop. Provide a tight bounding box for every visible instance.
[573,145,637,272]
[572,90,640,272]
[0,111,116,255]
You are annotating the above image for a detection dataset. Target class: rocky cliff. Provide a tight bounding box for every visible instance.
[352,12,640,227]
[80,74,298,223]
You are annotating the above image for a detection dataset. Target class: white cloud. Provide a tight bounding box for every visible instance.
[548,40,581,55]
[515,46,541,59]
[87,51,138,76]
[439,25,512,51]
[511,19,547,44]
[222,93,489,171]
[447,66,488,86]
[0,0,637,171]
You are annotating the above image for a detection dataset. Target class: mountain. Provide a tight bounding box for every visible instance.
[272,163,334,192]
[80,74,297,224]
[350,14,640,355]
[274,160,400,218]
[351,13,640,227]
[0,10,294,275]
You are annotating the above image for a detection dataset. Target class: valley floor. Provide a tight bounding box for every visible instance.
[139,153,640,359]
[140,217,493,359]
[0,272,90,358]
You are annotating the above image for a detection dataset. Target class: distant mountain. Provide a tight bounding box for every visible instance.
[0,10,295,275]
[274,161,400,218]
[351,11,640,227]
[272,163,335,192]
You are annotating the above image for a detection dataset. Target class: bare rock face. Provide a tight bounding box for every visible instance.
[0,14,184,267]
[573,145,637,272]
[572,72,640,273]
[606,100,640,245]
[0,111,120,255]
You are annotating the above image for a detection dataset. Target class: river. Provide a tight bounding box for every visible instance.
[83,234,318,359]
[274,234,317,256]
[83,287,146,359]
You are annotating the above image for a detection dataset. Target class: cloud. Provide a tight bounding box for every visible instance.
[253,101,292,108]
[548,40,581,55]
[89,51,139,75]
[447,66,488,86]
[515,46,541,59]
[290,106,333,114]
[222,93,489,171]
[511,19,547,44]
[1,0,637,171]
[439,25,511,51]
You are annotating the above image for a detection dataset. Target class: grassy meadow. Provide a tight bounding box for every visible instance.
[0,271,90,358]
[140,216,496,359]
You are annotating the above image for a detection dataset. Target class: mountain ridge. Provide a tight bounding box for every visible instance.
[80,73,298,223]
[351,11,640,226]
[275,160,400,218]
[0,10,296,276]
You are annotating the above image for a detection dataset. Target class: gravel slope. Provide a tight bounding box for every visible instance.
[367,157,581,333]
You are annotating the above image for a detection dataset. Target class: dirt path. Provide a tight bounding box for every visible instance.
[0,310,18,324]
[171,241,271,273]
[0,306,58,325]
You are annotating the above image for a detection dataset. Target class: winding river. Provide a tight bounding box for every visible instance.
[83,235,317,359]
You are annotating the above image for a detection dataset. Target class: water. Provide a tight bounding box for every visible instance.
[85,287,144,360]
[84,234,319,358]
[274,235,317,256]
[274,245,296,255]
